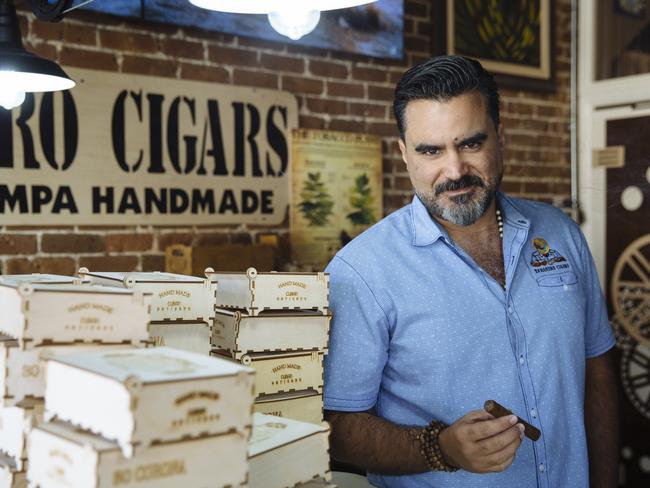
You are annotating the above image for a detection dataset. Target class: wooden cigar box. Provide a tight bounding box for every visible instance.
[78,268,217,323]
[206,268,329,316]
[0,338,136,407]
[148,322,211,355]
[0,454,25,488]
[253,390,323,425]
[0,282,150,347]
[249,413,330,488]
[28,421,248,488]
[211,309,330,359]
[212,350,323,397]
[44,347,254,457]
[0,399,44,472]
[0,274,88,286]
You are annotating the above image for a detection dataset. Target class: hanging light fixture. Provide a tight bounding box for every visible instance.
[189,0,377,41]
[0,0,75,110]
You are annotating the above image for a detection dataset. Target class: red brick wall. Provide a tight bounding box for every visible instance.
[2,0,571,274]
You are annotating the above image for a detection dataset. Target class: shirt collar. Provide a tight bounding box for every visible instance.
[410,192,531,247]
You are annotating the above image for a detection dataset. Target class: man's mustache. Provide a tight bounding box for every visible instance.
[434,175,485,196]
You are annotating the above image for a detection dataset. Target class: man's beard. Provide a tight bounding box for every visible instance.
[416,171,501,226]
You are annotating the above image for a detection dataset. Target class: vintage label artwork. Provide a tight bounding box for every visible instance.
[290,129,382,269]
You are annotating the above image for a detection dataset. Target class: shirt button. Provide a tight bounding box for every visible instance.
[531,408,537,418]
[519,355,525,365]
[508,306,514,314]
[539,463,545,472]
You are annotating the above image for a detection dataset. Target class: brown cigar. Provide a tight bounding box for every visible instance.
[484,399,541,441]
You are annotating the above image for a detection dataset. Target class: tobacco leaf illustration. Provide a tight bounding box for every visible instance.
[346,173,376,226]
[455,0,540,66]
[299,172,334,227]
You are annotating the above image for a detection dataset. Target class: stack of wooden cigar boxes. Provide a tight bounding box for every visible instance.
[28,347,255,487]
[78,268,218,355]
[249,412,331,487]
[209,268,331,424]
[0,273,151,487]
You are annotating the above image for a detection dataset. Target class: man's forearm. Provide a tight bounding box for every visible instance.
[325,410,429,475]
[584,349,620,488]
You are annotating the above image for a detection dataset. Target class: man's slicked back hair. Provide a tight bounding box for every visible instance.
[393,55,500,139]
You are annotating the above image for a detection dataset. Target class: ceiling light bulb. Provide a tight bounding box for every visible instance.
[0,89,25,110]
[267,8,320,40]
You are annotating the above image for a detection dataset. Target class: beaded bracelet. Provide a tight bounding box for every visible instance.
[408,420,460,472]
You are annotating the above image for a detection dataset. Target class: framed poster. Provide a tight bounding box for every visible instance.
[290,129,382,270]
[445,0,554,91]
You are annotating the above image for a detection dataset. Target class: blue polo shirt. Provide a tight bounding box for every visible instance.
[323,193,615,488]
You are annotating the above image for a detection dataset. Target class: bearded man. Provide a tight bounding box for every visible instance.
[322,55,619,488]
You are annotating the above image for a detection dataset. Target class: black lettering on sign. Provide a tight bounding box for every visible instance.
[112,90,144,173]
[170,188,189,214]
[118,187,142,213]
[266,105,288,177]
[52,186,78,213]
[15,94,40,169]
[261,190,273,214]
[192,189,215,214]
[147,93,165,174]
[200,100,227,176]
[31,185,52,213]
[167,96,198,175]
[232,102,262,177]
[241,190,258,214]
[0,185,28,213]
[145,188,167,214]
[0,108,13,167]
[39,91,78,170]
[218,189,239,214]
[93,186,114,214]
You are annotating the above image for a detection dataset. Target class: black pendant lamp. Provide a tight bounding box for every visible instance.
[0,0,75,110]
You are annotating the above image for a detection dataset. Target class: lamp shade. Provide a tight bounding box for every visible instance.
[188,0,377,14]
[0,1,75,93]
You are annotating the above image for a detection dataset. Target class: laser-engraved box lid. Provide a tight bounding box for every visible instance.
[28,421,248,488]
[0,339,136,407]
[0,282,150,346]
[78,268,217,322]
[45,347,255,457]
[0,273,89,285]
[207,268,329,316]
[249,413,330,488]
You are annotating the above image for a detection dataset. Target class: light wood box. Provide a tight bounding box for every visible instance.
[253,391,323,425]
[212,309,330,359]
[0,399,43,472]
[0,283,150,347]
[148,322,211,356]
[45,347,254,457]
[0,274,88,286]
[78,268,217,323]
[0,454,25,488]
[213,350,323,397]
[28,421,248,488]
[0,338,135,407]
[249,413,330,488]
[207,268,329,315]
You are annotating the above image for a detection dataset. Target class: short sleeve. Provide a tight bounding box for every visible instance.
[579,231,616,358]
[323,255,390,412]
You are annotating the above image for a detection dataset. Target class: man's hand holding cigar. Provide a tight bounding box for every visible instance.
[437,402,526,474]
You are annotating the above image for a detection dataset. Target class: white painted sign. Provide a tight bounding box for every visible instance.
[0,68,297,225]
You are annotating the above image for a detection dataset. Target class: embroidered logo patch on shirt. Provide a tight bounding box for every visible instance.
[530,237,569,272]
